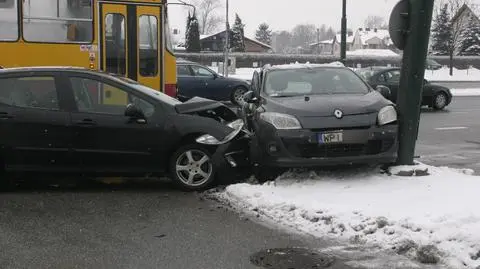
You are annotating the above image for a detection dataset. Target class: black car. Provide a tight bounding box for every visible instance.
[176,59,250,105]
[0,67,250,191]
[355,67,453,110]
[241,63,399,182]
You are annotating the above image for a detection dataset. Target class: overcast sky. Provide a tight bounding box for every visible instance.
[168,0,480,40]
[168,0,403,38]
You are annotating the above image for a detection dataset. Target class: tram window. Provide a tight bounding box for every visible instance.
[105,13,126,76]
[0,0,18,41]
[22,0,93,43]
[139,15,158,77]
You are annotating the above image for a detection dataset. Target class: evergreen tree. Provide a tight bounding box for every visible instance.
[255,23,272,45]
[460,17,480,56]
[185,13,201,52]
[231,13,245,52]
[431,4,452,55]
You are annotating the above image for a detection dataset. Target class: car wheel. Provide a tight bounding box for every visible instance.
[170,144,216,191]
[432,92,448,110]
[230,86,248,105]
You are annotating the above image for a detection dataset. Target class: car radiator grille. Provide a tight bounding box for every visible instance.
[285,139,395,158]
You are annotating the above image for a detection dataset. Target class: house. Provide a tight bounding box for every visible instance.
[356,28,393,50]
[451,4,480,54]
[199,30,273,53]
[309,31,357,55]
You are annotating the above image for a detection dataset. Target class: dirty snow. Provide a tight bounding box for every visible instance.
[213,163,480,268]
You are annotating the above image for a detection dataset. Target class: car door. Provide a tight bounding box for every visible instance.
[67,74,167,174]
[176,64,198,100]
[0,73,74,171]
[190,65,228,101]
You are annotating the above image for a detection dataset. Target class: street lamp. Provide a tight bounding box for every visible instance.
[340,0,347,63]
[223,0,229,77]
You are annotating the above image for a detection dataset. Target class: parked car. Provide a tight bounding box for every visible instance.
[176,59,250,105]
[355,66,453,110]
[0,67,251,191]
[241,63,399,182]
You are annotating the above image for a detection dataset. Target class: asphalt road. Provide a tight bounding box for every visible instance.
[416,96,480,174]
[433,81,480,89]
[0,95,477,269]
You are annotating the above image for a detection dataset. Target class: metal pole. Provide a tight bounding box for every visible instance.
[340,0,347,63]
[223,0,229,77]
[317,28,320,54]
[396,0,435,165]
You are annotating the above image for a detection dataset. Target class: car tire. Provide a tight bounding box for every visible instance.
[230,86,248,106]
[169,144,217,191]
[432,92,448,110]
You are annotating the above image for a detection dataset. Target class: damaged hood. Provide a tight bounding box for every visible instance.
[174,97,229,114]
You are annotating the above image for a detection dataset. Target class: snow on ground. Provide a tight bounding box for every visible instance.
[347,49,399,57]
[450,88,480,96]
[424,67,480,82]
[212,163,480,268]
[225,66,480,85]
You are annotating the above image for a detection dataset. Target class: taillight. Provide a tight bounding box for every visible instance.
[164,83,177,97]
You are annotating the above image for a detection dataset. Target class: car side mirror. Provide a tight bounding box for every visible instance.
[376,85,392,100]
[243,90,257,103]
[125,104,145,119]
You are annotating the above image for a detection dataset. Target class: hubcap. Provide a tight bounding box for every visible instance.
[175,150,212,187]
[435,94,446,108]
[234,88,247,104]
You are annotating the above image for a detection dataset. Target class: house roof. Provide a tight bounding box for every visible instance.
[451,4,479,23]
[199,30,272,49]
[357,28,392,46]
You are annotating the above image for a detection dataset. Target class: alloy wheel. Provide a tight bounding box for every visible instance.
[175,149,213,187]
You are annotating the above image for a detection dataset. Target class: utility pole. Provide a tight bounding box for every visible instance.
[340,0,347,64]
[223,0,229,77]
[316,28,320,54]
[395,0,435,165]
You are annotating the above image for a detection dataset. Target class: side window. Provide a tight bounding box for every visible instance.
[70,77,155,117]
[105,13,126,75]
[0,0,18,41]
[191,66,214,77]
[22,0,93,43]
[0,76,59,110]
[177,65,192,76]
[139,15,158,77]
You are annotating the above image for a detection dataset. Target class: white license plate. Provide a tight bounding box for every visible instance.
[318,132,343,144]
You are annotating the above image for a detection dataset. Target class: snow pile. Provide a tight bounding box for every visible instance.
[347,49,399,57]
[424,67,480,81]
[214,163,480,268]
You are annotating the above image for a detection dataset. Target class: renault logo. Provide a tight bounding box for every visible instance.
[334,109,343,119]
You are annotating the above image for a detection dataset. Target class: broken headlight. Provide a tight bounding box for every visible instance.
[196,119,245,145]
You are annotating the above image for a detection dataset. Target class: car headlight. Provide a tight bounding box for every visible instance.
[377,106,397,126]
[196,119,244,145]
[260,112,302,130]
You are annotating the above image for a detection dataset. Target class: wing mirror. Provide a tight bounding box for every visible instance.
[376,85,392,100]
[125,104,146,121]
[242,90,258,104]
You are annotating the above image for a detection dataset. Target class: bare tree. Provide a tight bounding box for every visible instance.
[363,15,387,29]
[291,24,317,49]
[191,0,224,35]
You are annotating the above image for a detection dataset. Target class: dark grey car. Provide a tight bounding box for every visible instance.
[241,63,399,182]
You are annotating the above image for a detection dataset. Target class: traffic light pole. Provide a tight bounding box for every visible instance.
[396,0,435,165]
[340,0,347,64]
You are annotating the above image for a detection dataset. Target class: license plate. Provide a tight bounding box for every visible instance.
[318,132,343,144]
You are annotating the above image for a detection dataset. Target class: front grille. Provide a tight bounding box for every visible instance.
[284,139,395,159]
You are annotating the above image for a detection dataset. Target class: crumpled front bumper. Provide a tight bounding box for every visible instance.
[211,132,252,184]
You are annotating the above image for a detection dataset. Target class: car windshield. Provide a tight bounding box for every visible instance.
[264,67,371,97]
